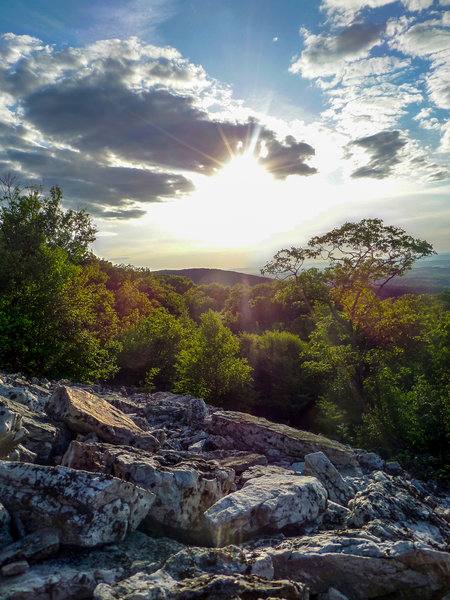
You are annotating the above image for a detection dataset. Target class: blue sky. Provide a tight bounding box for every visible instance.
[0,0,449,270]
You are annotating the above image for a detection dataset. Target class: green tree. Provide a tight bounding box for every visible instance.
[174,310,252,405]
[118,308,193,390]
[0,184,116,380]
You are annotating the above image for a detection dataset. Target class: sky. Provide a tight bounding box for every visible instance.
[0,0,449,272]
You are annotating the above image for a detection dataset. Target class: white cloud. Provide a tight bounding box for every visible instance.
[290,23,384,78]
[439,120,450,152]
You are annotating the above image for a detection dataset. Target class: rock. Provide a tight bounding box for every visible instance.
[209,410,359,469]
[209,450,268,473]
[203,474,328,546]
[144,392,209,429]
[0,461,155,546]
[0,396,70,463]
[304,452,355,506]
[47,386,160,451]
[0,404,27,459]
[249,531,450,599]
[62,441,234,541]
[162,545,248,579]
[240,464,297,485]
[319,588,350,600]
[356,451,385,473]
[347,474,450,550]
[385,460,403,475]
[0,528,60,567]
[94,571,308,600]
[0,502,12,545]
[1,560,29,577]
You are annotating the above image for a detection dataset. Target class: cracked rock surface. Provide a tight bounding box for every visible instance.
[0,370,449,599]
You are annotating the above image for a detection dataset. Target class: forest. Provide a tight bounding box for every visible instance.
[1,184,449,485]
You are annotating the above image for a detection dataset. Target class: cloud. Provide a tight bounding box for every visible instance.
[320,0,434,25]
[346,129,449,180]
[290,23,384,78]
[0,34,317,219]
[347,130,407,178]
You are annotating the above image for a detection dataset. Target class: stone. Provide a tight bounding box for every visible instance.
[144,392,209,429]
[0,527,60,567]
[0,404,27,459]
[203,474,328,546]
[304,452,355,506]
[347,475,450,550]
[0,502,12,545]
[240,464,297,485]
[47,386,160,451]
[385,461,403,475]
[356,451,385,472]
[249,531,450,599]
[94,571,308,600]
[0,396,70,462]
[0,461,155,546]
[61,441,235,541]
[1,560,29,577]
[209,410,359,469]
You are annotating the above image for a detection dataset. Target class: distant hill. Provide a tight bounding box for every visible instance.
[155,253,450,295]
[155,268,270,287]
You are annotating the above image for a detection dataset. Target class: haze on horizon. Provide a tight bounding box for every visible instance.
[1,0,449,272]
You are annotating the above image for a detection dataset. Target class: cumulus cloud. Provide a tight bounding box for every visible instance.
[0,34,317,219]
[320,0,434,25]
[290,23,384,78]
[347,130,407,178]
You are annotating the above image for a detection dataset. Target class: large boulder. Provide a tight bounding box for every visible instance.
[209,410,359,469]
[62,440,235,541]
[305,451,355,506]
[248,531,450,600]
[0,461,154,546]
[47,386,160,451]
[203,474,328,546]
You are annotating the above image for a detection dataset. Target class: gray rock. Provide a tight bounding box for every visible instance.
[347,474,450,550]
[248,531,450,599]
[385,461,403,475]
[0,461,154,546]
[0,502,12,545]
[47,386,161,451]
[356,451,385,473]
[204,474,328,546]
[0,527,60,567]
[0,396,70,462]
[94,570,308,600]
[62,441,234,541]
[209,410,359,469]
[305,452,355,506]
[1,560,29,577]
[0,404,27,459]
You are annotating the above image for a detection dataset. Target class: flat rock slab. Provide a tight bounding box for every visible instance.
[249,532,450,600]
[47,386,160,451]
[0,461,154,546]
[62,441,235,539]
[209,410,359,469]
[94,571,308,600]
[0,528,59,567]
[204,474,327,546]
[305,451,355,506]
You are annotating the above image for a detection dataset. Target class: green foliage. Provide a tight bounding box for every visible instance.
[118,308,193,390]
[240,330,312,423]
[174,310,252,406]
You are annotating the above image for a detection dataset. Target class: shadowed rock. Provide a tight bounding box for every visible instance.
[0,461,154,546]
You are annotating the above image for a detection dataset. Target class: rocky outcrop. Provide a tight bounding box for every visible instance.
[247,531,450,600]
[208,410,360,469]
[0,461,154,546]
[47,386,161,451]
[0,371,448,599]
[62,440,234,540]
[204,474,328,546]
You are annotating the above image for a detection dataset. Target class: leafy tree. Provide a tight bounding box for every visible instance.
[240,330,313,423]
[174,310,252,406]
[0,184,116,380]
[118,308,193,390]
